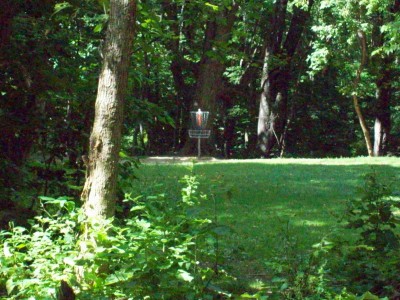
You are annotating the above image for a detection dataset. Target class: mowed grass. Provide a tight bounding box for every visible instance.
[129,157,400,290]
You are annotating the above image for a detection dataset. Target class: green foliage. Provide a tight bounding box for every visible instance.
[0,0,103,209]
[0,175,223,298]
[309,171,400,298]
[265,223,333,300]
[261,221,391,300]
[0,197,79,298]
[327,172,400,297]
[344,172,400,251]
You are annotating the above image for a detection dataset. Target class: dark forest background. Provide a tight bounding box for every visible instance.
[1,0,399,217]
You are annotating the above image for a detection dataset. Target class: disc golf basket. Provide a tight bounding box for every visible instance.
[188,109,211,158]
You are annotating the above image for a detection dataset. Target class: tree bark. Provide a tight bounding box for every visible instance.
[257,0,313,157]
[257,60,290,156]
[81,0,136,219]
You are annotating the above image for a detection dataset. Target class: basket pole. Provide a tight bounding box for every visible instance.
[198,137,201,158]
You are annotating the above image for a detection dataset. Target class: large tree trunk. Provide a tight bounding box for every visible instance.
[257,63,290,155]
[161,1,238,156]
[162,1,238,155]
[81,0,136,219]
[257,0,313,157]
[185,39,225,155]
[371,5,398,156]
[182,5,238,156]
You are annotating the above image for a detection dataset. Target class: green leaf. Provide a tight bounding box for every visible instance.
[359,291,381,300]
[63,257,75,266]
[94,23,103,33]
[130,205,146,212]
[105,271,134,285]
[280,282,289,290]
[53,2,72,15]
[6,278,15,295]
[205,2,219,11]
[241,293,256,298]
[177,269,194,282]
[16,243,27,250]
[3,242,12,258]
[39,196,57,201]
[105,274,119,285]
[64,201,75,212]
[136,219,151,230]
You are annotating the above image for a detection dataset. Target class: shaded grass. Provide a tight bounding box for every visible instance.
[129,157,400,291]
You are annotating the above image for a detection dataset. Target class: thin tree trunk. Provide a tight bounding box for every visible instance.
[81,0,136,219]
[353,95,373,156]
[352,30,373,157]
[279,102,294,157]
[161,1,194,150]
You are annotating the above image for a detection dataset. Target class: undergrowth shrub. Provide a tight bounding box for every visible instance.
[0,196,80,298]
[345,172,399,250]
[330,171,400,297]
[264,222,333,300]
[0,174,222,299]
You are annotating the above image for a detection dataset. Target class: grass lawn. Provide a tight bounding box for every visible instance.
[129,157,400,292]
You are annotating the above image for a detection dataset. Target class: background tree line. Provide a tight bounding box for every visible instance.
[0,0,399,217]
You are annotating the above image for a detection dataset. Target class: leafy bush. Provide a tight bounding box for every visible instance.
[345,172,400,251]
[0,175,221,299]
[330,172,400,297]
[0,196,79,298]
